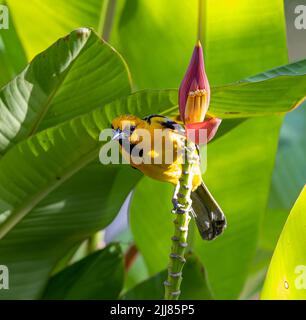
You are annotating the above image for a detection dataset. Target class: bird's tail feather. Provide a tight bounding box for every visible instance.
[190,182,226,240]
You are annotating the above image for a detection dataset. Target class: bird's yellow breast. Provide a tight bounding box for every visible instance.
[117,117,202,191]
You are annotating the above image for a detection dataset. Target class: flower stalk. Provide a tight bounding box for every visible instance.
[164,0,222,299]
[164,140,196,300]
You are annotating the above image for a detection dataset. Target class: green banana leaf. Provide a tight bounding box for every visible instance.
[239,248,273,299]
[43,244,124,299]
[0,87,182,240]
[6,0,106,59]
[0,165,140,299]
[0,28,131,154]
[261,186,306,300]
[111,0,287,88]
[270,103,306,210]
[261,104,306,247]
[130,178,173,275]
[200,0,287,85]
[0,27,134,299]
[208,60,306,118]
[192,117,283,299]
[0,0,27,87]
[258,103,306,287]
[6,0,287,89]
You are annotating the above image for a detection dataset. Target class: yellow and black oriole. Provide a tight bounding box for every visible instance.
[111,114,226,240]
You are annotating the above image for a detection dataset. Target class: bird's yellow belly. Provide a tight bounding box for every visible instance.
[135,162,202,191]
[137,162,181,185]
[119,129,202,191]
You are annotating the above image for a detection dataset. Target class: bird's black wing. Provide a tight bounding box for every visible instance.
[143,115,185,135]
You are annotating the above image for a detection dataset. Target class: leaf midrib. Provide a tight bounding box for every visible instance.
[27,32,93,137]
[0,148,98,240]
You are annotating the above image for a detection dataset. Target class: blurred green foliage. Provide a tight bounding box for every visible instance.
[0,0,305,300]
[44,244,124,299]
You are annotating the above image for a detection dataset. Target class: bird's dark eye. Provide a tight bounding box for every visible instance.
[130,125,136,132]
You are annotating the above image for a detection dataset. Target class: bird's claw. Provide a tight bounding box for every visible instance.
[171,198,192,215]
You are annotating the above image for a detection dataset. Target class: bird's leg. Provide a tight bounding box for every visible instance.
[171,144,196,214]
[184,144,199,165]
[171,182,180,213]
[172,182,180,210]
[172,178,193,214]
[171,143,196,214]
[173,189,193,214]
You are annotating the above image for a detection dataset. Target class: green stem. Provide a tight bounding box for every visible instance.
[198,0,207,50]
[99,0,117,41]
[197,0,204,41]
[164,140,195,300]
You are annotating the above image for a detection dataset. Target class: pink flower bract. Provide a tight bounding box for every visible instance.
[179,41,210,125]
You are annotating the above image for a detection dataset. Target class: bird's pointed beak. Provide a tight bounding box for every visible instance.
[112,129,124,141]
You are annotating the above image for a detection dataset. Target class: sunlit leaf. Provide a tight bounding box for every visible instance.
[209,61,306,118]
[201,0,287,85]
[112,0,287,88]
[130,178,173,275]
[6,0,105,59]
[0,28,131,154]
[261,186,306,300]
